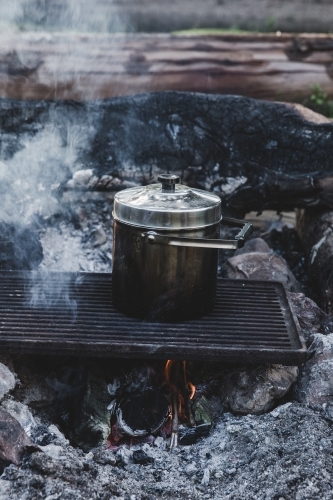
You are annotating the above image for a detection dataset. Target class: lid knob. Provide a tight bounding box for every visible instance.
[158,174,180,193]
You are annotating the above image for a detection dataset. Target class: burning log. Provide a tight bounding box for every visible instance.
[0,33,333,102]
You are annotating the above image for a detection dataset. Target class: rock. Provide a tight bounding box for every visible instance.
[13,372,56,407]
[222,252,301,292]
[116,447,132,465]
[294,333,333,406]
[0,222,43,270]
[153,436,166,449]
[220,364,299,415]
[289,292,333,340]
[0,364,16,402]
[234,237,271,256]
[47,424,69,445]
[270,402,293,418]
[39,443,65,460]
[132,450,154,466]
[0,400,36,436]
[0,408,38,466]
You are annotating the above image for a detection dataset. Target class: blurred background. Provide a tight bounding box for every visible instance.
[1,0,333,34]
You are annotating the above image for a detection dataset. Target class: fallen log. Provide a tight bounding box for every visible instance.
[0,32,333,101]
[0,92,333,217]
[296,208,333,314]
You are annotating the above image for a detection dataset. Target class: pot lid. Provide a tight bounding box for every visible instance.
[113,174,221,229]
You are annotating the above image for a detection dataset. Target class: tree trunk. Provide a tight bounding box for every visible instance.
[1,32,333,101]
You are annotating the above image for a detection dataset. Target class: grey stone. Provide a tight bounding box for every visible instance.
[0,408,38,465]
[116,447,133,465]
[234,237,271,256]
[220,364,299,415]
[289,292,331,340]
[294,333,333,406]
[39,444,65,460]
[0,364,16,402]
[0,400,36,436]
[222,252,301,292]
[13,373,56,407]
[93,448,117,465]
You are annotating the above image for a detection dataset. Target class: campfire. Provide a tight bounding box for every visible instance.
[0,89,331,498]
[108,360,202,450]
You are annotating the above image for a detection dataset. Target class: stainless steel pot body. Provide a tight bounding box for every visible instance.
[112,220,219,321]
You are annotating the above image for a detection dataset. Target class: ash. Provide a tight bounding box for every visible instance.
[1,200,333,500]
[2,403,333,499]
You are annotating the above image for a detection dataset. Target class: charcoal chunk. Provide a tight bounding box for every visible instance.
[132,450,154,465]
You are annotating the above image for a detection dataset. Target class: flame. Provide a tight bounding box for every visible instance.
[188,382,196,400]
[164,359,196,399]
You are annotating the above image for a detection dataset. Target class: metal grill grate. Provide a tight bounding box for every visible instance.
[0,271,307,364]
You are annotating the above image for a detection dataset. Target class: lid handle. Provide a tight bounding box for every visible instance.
[158,174,180,193]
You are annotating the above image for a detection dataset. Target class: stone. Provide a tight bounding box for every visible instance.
[222,252,301,292]
[116,447,132,465]
[288,292,332,340]
[13,372,56,407]
[0,364,16,402]
[234,237,271,256]
[39,444,65,460]
[294,333,333,406]
[0,400,36,436]
[0,408,38,466]
[93,448,117,465]
[47,424,69,445]
[220,364,299,415]
[153,436,166,449]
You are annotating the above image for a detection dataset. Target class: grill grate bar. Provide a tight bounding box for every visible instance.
[0,272,307,364]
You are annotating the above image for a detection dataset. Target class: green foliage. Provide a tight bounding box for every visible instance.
[303,84,333,119]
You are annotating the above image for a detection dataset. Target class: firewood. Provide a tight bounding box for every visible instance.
[1,93,333,216]
[1,33,333,101]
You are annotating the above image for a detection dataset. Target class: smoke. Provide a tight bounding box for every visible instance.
[0,0,130,33]
[26,270,85,319]
[0,0,126,311]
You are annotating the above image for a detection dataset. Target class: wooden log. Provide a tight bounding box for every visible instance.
[0,92,333,216]
[296,208,333,314]
[0,32,333,101]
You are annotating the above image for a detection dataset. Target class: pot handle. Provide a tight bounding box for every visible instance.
[142,217,253,250]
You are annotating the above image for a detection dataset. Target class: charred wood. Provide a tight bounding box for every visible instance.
[1,93,333,215]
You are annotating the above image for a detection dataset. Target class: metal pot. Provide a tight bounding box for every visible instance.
[112,174,252,321]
